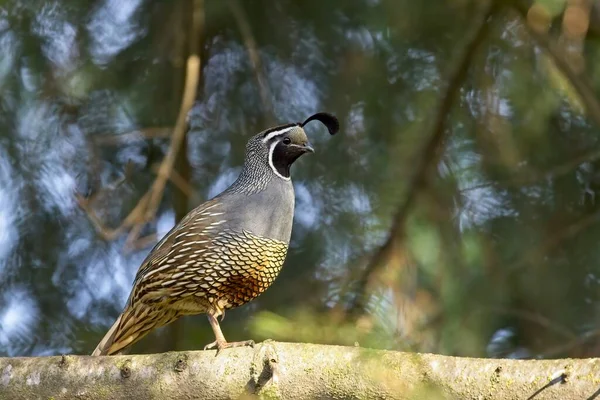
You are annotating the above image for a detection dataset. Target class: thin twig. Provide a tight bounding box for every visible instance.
[93,127,172,145]
[346,1,496,317]
[142,64,200,219]
[75,190,151,240]
[125,0,204,247]
[510,0,600,127]
[543,329,600,358]
[460,147,600,193]
[75,193,124,241]
[516,207,600,270]
[76,163,193,244]
[126,234,159,252]
[150,163,194,198]
[488,307,577,340]
[460,3,600,192]
[228,0,273,121]
[76,1,204,249]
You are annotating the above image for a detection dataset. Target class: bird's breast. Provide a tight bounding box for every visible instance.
[222,179,295,243]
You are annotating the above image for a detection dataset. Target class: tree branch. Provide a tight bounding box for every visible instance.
[346,0,495,317]
[76,0,205,250]
[228,0,273,122]
[142,1,204,224]
[92,127,173,145]
[0,342,598,399]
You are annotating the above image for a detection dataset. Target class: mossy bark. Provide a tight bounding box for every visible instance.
[0,341,599,399]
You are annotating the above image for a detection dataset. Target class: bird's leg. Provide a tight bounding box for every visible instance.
[203,314,254,353]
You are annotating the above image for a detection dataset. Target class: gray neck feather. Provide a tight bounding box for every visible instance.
[215,134,295,243]
[224,137,280,196]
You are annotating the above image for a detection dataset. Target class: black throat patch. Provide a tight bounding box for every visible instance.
[271,141,305,178]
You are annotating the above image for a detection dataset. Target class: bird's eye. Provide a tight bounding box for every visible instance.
[282,137,292,145]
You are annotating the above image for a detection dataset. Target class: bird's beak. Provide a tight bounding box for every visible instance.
[303,142,315,153]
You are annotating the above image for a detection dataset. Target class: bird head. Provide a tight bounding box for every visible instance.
[247,112,339,180]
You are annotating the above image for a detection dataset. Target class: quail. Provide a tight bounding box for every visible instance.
[91,112,339,356]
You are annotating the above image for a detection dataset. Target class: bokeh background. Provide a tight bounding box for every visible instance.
[1,0,599,360]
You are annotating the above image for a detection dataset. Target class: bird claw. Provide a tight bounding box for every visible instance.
[203,339,255,355]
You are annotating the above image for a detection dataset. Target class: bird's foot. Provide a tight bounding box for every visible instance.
[203,339,255,354]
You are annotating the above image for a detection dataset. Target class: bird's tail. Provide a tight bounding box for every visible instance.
[91,305,180,356]
[91,313,123,356]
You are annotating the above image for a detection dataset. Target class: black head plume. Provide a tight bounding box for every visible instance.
[300,112,339,135]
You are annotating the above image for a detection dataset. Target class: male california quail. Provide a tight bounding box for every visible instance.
[92,112,339,355]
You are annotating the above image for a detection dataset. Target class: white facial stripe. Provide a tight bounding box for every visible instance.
[262,126,296,143]
[268,141,291,181]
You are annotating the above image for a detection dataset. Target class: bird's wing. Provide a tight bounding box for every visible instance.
[128,198,225,304]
